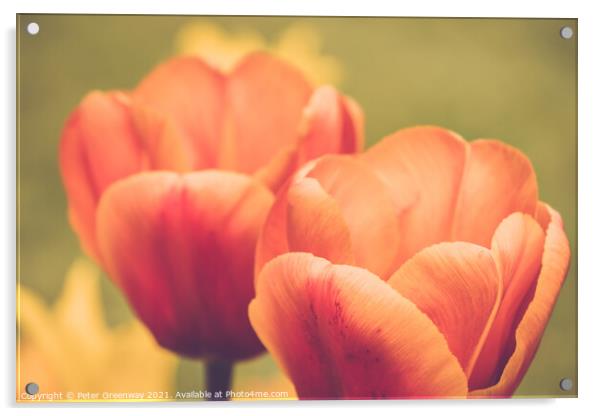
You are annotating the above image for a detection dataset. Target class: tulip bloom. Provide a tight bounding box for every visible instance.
[250,126,570,399]
[59,53,363,360]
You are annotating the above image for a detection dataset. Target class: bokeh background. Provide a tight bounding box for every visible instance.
[17,15,577,399]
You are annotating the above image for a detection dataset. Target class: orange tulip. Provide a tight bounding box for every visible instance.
[59,53,363,360]
[250,126,570,399]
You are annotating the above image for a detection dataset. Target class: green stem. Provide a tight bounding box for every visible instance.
[205,359,233,401]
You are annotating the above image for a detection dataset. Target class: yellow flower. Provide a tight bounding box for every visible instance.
[17,258,178,401]
[175,21,343,85]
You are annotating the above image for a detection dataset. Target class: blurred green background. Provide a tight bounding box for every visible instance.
[17,15,577,398]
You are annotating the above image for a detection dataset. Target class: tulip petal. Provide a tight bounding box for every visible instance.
[286,178,354,266]
[130,104,195,171]
[389,242,501,375]
[253,146,298,192]
[59,91,146,261]
[468,213,545,389]
[249,253,468,399]
[254,89,365,194]
[133,56,226,169]
[493,213,546,293]
[297,86,363,162]
[362,130,539,265]
[255,185,291,279]
[254,159,320,277]
[340,95,365,154]
[306,155,401,278]
[227,52,312,173]
[296,86,342,162]
[452,140,538,246]
[361,126,467,264]
[534,201,552,230]
[97,171,274,359]
[470,207,568,397]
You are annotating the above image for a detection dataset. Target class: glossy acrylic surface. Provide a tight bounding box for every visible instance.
[17,15,577,401]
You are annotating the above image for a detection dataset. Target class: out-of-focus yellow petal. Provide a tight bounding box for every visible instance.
[175,22,343,85]
[272,23,344,85]
[17,258,179,400]
[175,23,266,72]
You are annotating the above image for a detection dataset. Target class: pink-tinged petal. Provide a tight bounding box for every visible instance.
[306,155,401,278]
[253,146,298,192]
[133,56,226,169]
[296,86,342,162]
[340,95,365,153]
[286,178,354,266]
[227,52,312,173]
[255,184,290,279]
[297,86,364,162]
[59,91,147,261]
[452,140,538,246]
[469,213,545,389]
[130,104,195,171]
[96,171,274,359]
[389,242,501,375]
[361,126,468,264]
[255,160,320,277]
[254,88,365,193]
[470,208,568,397]
[534,201,552,230]
[249,253,468,399]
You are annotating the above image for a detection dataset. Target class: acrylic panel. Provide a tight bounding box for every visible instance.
[16,14,577,402]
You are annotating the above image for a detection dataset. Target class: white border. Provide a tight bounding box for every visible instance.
[2,1,601,415]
